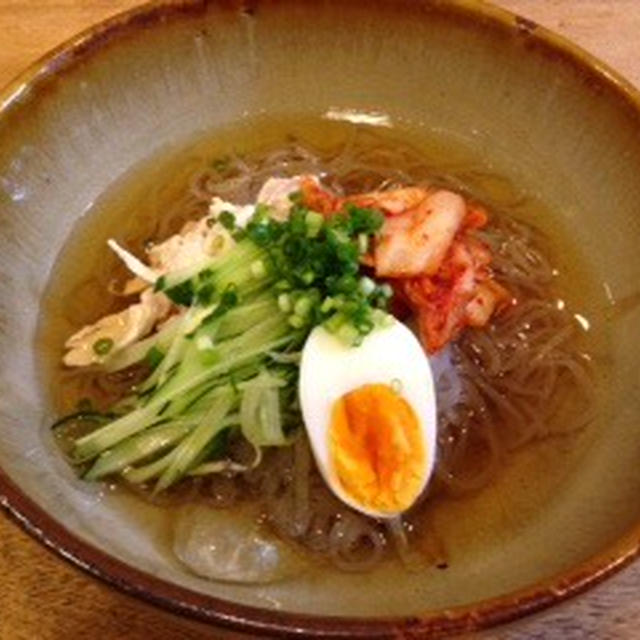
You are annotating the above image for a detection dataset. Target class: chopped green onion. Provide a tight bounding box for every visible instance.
[380,283,393,298]
[145,346,165,370]
[359,276,376,296]
[357,233,369,254]
[301,270,315,285]
[356,319,374,334]
[153,275,166,292]
[288,315,305,329]
[324,312,345,334]
[320,297,335,313]
[165,280,195,306]
[221,283,238,308]
[305,211,324,238]
[336,323,360,345]
[278,293,292,313]
[93,338,114,356]
[254,202,273,220]
[275,279,292,291]
[294,296,312,318]
[250,259,266,278]
[218,210,236,230]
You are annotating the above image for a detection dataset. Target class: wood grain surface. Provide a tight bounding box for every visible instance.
[1,2,640,639]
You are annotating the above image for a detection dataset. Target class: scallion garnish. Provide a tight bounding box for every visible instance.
[59,194,392,493]
[93,337,114,356]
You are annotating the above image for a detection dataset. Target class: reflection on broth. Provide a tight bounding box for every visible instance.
[38,117,606,583]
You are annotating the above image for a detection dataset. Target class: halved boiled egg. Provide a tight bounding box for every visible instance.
[299,318,437,519]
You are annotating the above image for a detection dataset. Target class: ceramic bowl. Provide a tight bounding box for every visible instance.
[1,0,640,637]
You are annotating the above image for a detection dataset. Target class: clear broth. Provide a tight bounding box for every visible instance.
[37,115,611,582]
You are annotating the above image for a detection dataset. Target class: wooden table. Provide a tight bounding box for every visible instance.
[1,2,639,638]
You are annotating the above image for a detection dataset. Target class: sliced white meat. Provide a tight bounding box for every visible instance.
[67,203,246,367]
[147,216,235,274]
[107,239,158,284]
[63,289,172,367]
[257,176,311,220]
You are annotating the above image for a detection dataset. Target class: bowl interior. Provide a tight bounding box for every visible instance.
[0,0,639,624]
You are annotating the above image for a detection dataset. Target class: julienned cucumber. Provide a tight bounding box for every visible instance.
[60,198,391,493]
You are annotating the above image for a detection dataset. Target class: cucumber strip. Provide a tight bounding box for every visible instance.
[217,298,280,341]
[154,388,234,492]
[84,421,191,480]
[73,403,160,460]
[150,313,292,407]
[141,304,216,392]
[240,372,289,447]
[188,459,250,476]
[122,448,179,484]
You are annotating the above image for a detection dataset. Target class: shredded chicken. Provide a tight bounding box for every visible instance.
[144,180,306,273]
[63,289,172,367]
[63,179,306,368]
[107,239,158,284]
[257,176,313,220]
[148,214,234,274]
[65,213,238,367]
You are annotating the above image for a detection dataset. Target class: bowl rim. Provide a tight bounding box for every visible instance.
[2,0,640,637]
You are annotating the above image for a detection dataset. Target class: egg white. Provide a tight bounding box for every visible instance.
[298,318,437,518]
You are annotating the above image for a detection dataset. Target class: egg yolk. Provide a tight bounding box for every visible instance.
[329,383,426,514]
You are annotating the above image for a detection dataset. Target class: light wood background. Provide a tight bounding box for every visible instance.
[1,1,640,638]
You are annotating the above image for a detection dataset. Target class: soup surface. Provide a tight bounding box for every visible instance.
[38,116,609,585]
